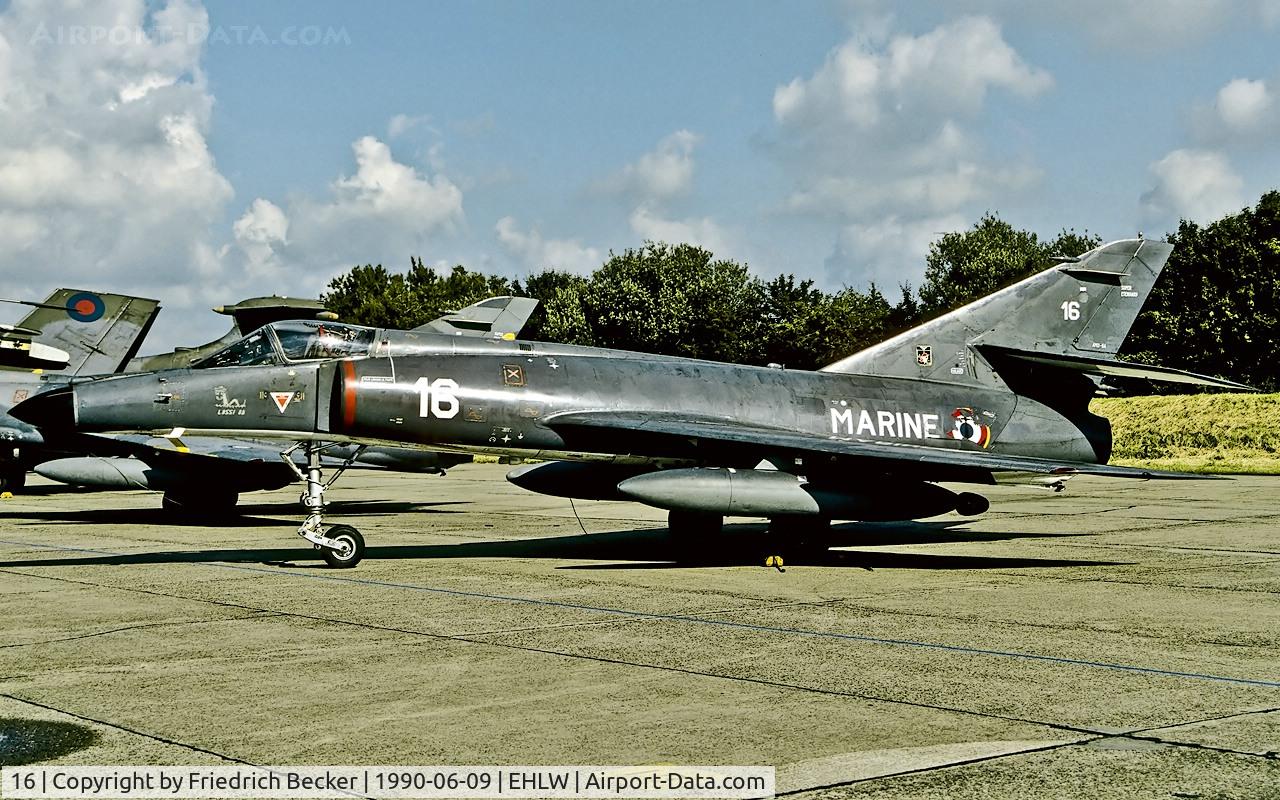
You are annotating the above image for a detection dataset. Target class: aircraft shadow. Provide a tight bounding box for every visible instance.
[0,500,467,528]
[5,485,102,497]
[0,521,1117,571]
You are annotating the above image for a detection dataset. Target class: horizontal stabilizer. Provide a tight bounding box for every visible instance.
[1,324,41,337]
[977,345,1257,391]
[1,335,71,370]
[415,296,539,339]
[1060,267,1127,284]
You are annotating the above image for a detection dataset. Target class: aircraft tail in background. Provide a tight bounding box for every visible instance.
[3,289,161,375]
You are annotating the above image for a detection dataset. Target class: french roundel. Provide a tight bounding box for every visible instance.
[65,292,106,323]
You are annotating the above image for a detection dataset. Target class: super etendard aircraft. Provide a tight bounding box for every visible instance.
[13,239,1253,567]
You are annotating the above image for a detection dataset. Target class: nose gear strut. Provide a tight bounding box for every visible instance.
[280,441,367,567]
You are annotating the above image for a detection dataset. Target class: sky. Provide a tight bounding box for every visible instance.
[1,0,1278,350]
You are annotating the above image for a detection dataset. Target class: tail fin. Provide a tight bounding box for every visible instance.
[5,289,161,375]
[414,295,539,339]
[822,239,1173,383]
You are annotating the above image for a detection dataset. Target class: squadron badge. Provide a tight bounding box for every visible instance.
[948,407,992,448]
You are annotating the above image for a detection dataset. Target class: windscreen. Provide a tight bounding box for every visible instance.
[272,321,375,361]
[193,329,280,368]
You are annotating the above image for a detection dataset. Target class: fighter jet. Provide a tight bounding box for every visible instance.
[13,240,1253,567]
[28,295,540,512]
[0,289,162,492]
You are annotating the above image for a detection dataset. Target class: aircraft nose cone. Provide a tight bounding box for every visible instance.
[10,386,75,429]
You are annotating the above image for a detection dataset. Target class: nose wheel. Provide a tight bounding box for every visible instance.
[281,442,367,568]
[319,524,365,568]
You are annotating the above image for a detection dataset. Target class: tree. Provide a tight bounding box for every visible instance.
[1123,191,1280,391]
[321,264,407,329]
[577,242,767,364]
[918,213,1100,317]
[323,257,511,329]
[754,274,830,368]
[814,285,894,366]
[514,269,593,344]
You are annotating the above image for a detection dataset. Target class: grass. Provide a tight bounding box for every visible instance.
[1092,392,1280,474]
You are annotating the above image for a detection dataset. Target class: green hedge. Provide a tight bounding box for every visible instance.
[1092,393,1280,473]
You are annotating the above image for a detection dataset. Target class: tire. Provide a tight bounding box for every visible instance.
[0,469,27,494]
[770,516,831,559]
[667,510,723,537]
[665,511,724,561]
[321,524,365,568]
[955,492,990,516]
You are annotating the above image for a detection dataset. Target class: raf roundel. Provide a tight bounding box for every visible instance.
[65,292,106,323]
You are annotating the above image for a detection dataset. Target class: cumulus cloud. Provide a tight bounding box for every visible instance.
[827,214,968,289]
[966,0,1234,48]
[771,16,1049,287]
[322,136,462,231]
[1081,0,1231,43]
[228,135,465,290]
[785,161,1041,220]
[628,206,735,258]
[1216,78,1272,130]
[230,198,289,280]
[0,2,473,347]
[600,130,700,201]
[1189,76,1277,149]
[773,16,1051,132]
[1141,149,1244,225]
[495,216,602,274]
[0,0,231,311]
[388,113,431,139]
[585,129,739,260]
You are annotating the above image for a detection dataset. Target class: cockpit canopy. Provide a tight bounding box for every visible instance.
[194,321,375,368]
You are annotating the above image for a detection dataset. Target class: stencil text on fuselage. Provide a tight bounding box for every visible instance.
[830,407,941,440]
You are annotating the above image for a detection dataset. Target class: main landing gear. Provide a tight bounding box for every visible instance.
[0,466,27,495]
[280,442,367,568]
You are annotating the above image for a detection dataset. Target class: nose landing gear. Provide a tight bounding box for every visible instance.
[281,441,367,568]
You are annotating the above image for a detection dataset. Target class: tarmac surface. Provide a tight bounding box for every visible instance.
[1,463,1278,798]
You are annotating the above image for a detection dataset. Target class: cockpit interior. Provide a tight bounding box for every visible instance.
[194,321,375,368]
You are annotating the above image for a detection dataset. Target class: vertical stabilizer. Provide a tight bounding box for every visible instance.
[821,239,1173,384]
[7,290,161,375]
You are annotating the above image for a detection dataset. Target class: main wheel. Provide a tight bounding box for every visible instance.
[770,516,831,559]
[0,468,26,494]
[667,510,723,537]
[321,524,365,568]
[666,510,724,562]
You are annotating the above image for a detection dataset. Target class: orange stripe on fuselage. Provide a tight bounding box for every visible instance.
[341,359,357,430]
